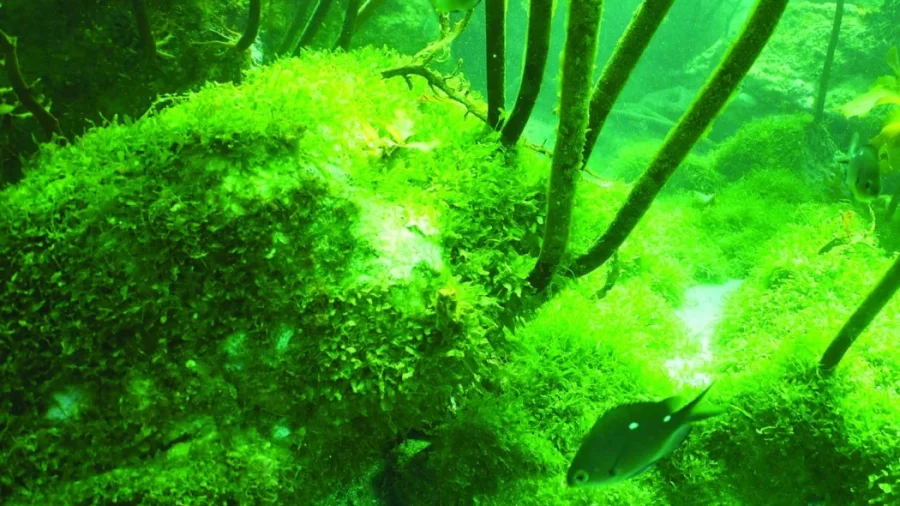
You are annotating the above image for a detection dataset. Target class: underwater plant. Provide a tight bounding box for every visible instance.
[840,45,900,118]
[581,0,676,165]
[562,0,790,283]
[129,0,158,58]
[232,0,261,54]
[0,29,61,141]
[294,0,336,55]
[485,0,506,129]
[526,0,602,291]
[819,253,900,374]
[335,0,362,51]
[812,0,844,123]
[500,0,553,145]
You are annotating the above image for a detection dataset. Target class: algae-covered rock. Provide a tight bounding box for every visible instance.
[712,113,835,183]
[0,48,543,503]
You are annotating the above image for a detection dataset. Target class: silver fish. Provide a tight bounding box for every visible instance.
[843,133,882,203]
[566,384,722,488]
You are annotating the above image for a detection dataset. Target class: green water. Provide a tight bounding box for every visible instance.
[1,1,899,505]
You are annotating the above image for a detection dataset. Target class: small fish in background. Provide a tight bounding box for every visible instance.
[869,120,900,176]
[690,191,717,208]
[431,0,483,13]
[840,132,882,203]
[566,384,723,488]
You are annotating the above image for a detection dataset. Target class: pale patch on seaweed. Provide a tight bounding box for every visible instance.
[667,280,743,386]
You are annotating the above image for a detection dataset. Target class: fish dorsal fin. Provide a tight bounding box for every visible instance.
[660,395,682,413]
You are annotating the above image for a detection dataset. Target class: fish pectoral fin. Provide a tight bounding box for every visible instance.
[623,461,657,480]
[608,439,629,477]
[652,425,693,463]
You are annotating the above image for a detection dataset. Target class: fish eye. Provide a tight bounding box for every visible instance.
[573,470,589,484]
[608,468,617,477]
[863,181,871,190]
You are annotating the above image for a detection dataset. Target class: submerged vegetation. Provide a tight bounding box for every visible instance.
[2,0,900,505]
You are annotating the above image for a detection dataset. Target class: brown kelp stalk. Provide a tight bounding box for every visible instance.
[819,254,900,374]
[527,0,604,291]
[277,1,313,56]
[569,0,789,278]
[233,0,262,53]
[130,0,157,57]
[485,0,507,129]
[0,30,63,141]
[813,0,844,123]
[294,0,336,55]
[500,0,553,145]
[335,0,363,51]
[582,0,675,164]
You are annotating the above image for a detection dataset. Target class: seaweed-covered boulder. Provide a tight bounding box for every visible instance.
[0,48,543,504]
[712,113,835,184]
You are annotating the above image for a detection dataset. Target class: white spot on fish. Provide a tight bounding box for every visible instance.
[663,415,672,423]
[628,422,639,430]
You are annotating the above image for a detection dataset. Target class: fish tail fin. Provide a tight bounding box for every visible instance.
[677,383,724,423]
[686,405,727,423]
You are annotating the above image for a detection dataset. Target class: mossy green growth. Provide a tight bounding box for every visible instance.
[384,281,687,505]
[695,168,832,278]
[605,139,723,194]
[661,215,900,506]
[569,176,732,304]
[713,113,824,182]
[4,428,294,505]
[0,48,541,503]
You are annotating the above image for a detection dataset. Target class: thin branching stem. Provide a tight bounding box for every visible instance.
[582,0,675,165]
[278,1,313,56]
[0,30,63,141]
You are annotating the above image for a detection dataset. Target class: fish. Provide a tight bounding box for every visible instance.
[842,132,882,203]
[566,384,723,488]
[869,121,900,176]
[431,0,482,12]
[691,191,717,207]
